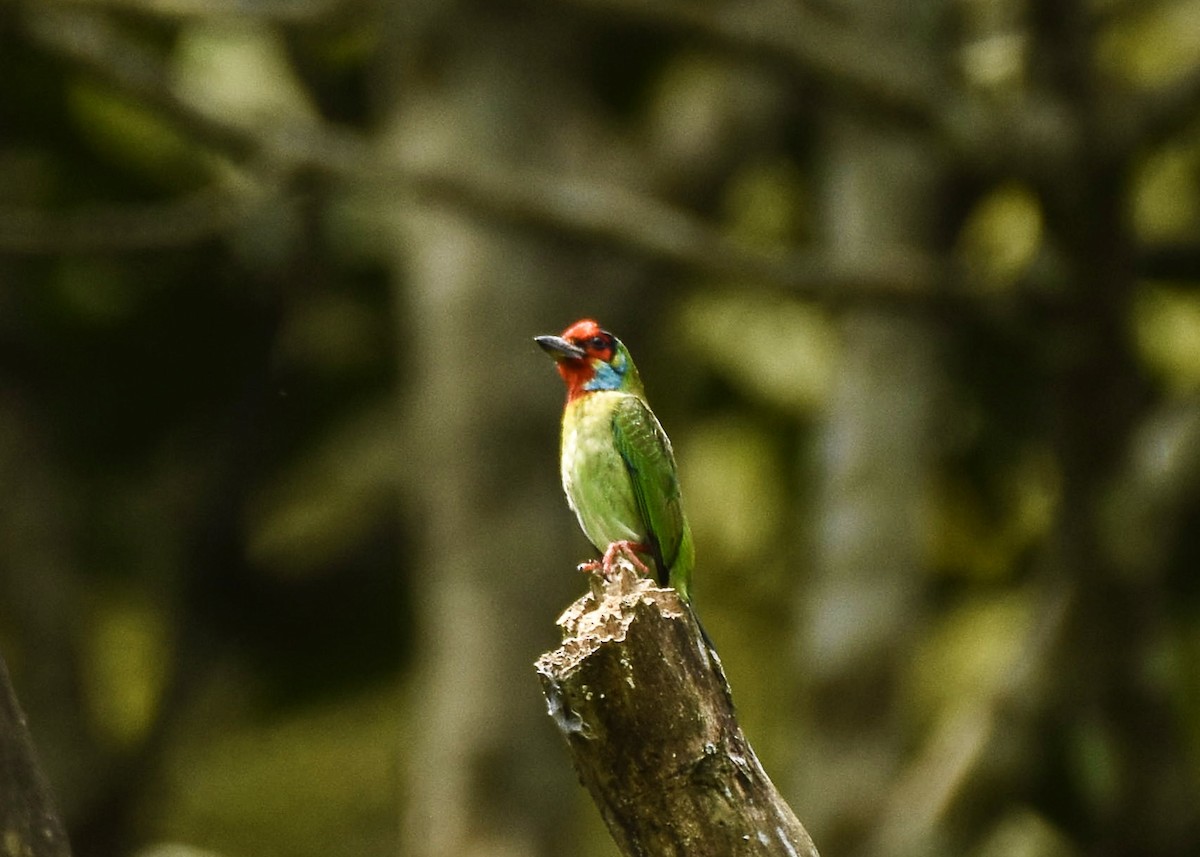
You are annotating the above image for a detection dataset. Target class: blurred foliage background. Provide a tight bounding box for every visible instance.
[2,1,1200,856]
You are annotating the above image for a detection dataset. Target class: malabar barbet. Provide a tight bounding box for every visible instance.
[535,319,695,600]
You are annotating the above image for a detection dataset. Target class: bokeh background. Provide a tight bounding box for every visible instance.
[3,1,1200,856]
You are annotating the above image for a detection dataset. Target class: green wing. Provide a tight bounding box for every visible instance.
[611,395,685,585]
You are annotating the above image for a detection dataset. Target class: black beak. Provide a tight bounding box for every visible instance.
[535,334,586,360]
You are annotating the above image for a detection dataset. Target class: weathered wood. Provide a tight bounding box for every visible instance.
[536,567,818,857]
[0,655,72,857]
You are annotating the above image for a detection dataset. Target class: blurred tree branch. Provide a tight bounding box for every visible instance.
[401,159,950,304]
[557,0,1200,186]
[1135,241,1200,281]
[0,184,268,252]
[23,6,264,160]
[14,2,950,301]
[40,0,342,21]
[557,0,1040,175]
[866,578,1075,855]
[558,0,947,124]
[0,655,73,857]
[537,569,819,857]
[17,1,1200,302]
[2,7,919,310]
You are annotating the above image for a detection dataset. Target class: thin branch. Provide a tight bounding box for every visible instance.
[400,158,951,303]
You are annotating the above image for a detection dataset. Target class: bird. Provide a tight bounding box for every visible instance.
[535,318,695,600]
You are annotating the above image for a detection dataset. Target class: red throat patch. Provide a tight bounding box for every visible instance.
[557,359,595,402]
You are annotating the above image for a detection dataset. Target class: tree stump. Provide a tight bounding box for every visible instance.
[536,566,818,857]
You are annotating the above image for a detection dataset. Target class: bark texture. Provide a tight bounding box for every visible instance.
[537,568,818,857]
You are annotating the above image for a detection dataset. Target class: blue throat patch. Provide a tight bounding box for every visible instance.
[583,352,626,391]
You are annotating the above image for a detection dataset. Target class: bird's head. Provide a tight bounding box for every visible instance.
[535,318,643,402]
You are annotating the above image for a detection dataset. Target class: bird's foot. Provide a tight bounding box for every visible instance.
[577,542,651,601]
[576,542,650,580]
[602,540,651,578]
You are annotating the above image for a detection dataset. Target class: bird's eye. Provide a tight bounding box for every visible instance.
[589,334,610,351]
